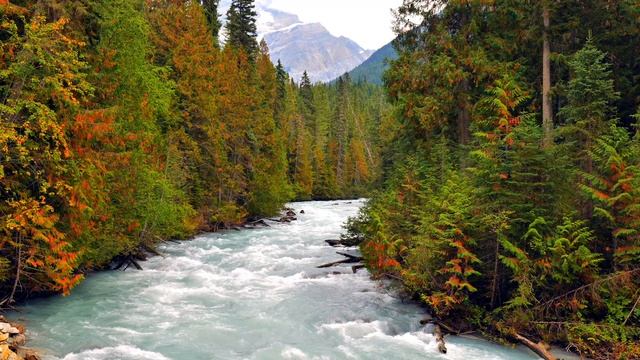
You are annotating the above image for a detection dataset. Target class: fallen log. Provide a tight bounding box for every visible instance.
[336,251,363,261]
[513,333,556,360]
[317,258,356,268]
[143,245,164,258]
[112,256,129,271]
[419,316,433,326]
[351,264,365,273]
[130,258,143,271]
[434,324,447,354]
[436,320,458,335]
[248,219,270,227]
[325,239,343,247]
[317,252,363,268]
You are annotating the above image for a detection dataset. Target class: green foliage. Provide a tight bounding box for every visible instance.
[225,0,258,56]
[355,1,640,356]
[581,124,640,268]
[202,0,222,42]
[0,0,386,302]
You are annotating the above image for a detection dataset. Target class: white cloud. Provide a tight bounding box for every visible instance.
[262,0,402,49]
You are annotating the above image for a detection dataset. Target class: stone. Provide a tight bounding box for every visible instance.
[24,353,38,360]
[16,349,38,360]
[8,334,25,347]
[0,333,8,343]
[12,325,24,335]
[0,324,17,335]
[1,344,13,360]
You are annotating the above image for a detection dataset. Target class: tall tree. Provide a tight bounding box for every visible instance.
[542,0,553,148]
[560,39,619,174]
[225,0,258,57]
[202,0,222,44]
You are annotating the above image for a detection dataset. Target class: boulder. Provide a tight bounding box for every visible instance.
[16,349,38,360]
[0,324,19,335]
[8,334,25,348]
[0,344,21,360]
[0,333,8,343]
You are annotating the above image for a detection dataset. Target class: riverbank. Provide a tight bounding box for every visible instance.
[0,316,39,360]
[8,200,539,359]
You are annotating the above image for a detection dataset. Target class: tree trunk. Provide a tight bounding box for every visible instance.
[514,333,556,360]
[542,3,553,148]
[490,234,501,309]
[457,79,471,147]
[8,234,22,305]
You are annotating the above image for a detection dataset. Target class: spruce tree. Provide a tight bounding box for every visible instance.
[202,0,222,43]
[225,0,258,57]
[299,71,315,130]
[559,38,620,174]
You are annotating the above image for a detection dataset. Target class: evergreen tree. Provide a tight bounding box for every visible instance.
[225,0,258,57]
[299,70,315,130]
[559,39,620,174]
[202,0,222,44]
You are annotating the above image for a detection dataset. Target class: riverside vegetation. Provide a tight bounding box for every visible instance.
[345,1,640,359]
[0,0,387,305]
[1,0,640,359]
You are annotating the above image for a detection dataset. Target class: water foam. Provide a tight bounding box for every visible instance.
[17,200,537,360]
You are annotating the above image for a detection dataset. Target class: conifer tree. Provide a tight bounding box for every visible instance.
[202,0,221,42]
[559,38,620,175]
[225,0,258,57]
[299,71,315,130]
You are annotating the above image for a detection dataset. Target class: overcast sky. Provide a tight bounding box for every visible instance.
[261,0,403,50]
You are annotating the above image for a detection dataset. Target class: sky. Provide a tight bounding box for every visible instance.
[260,0,403,50]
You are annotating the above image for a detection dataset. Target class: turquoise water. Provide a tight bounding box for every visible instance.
[14,200,539,359]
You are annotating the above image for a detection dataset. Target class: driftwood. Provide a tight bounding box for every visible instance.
[513,333,556,360]
[324,236,364,247]
[351,264,365,273]
[336,251,363,261]
[317,258,358,268]
[317,252,363,268]
[247,219,270,227]
[143,245,164,257]
[434,324,447,354]
[113,255,144,271]
[325,239,343,247]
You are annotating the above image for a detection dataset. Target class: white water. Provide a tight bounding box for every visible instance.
[15,200,539,359]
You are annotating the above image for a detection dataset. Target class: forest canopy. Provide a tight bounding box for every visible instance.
[0,0,387,304]
[349,0,640,358]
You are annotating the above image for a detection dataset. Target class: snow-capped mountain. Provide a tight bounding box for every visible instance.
[219,1,373,83]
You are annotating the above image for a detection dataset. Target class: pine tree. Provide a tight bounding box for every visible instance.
[225,0,258,57]
[299,70,315,130]
[559,38,620,175]
[202,0,221,43]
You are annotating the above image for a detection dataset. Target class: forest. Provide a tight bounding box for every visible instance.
[2,0,640,358]
[0,0,387,304]
[347,0,640,358]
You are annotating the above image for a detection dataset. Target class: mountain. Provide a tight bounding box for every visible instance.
[263,22,373,83]
[219,1,373,83]
[343,41,398,85]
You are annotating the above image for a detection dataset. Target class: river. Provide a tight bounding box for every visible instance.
[13,200,539,359]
